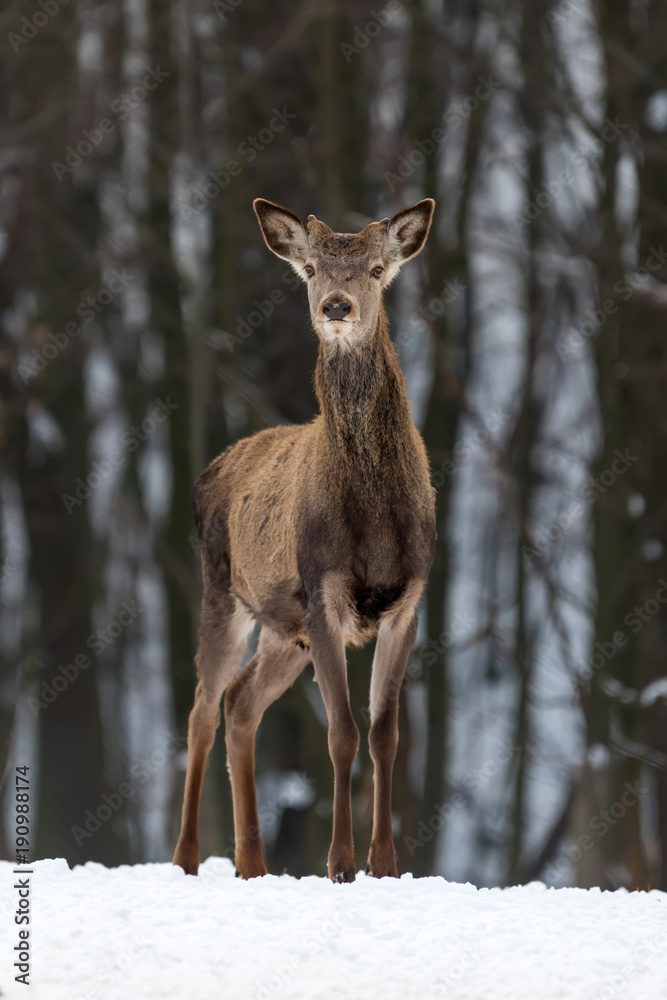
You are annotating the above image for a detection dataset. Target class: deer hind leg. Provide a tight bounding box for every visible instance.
[224,629,310,879]
[366,579,424,878]
[173,595,253,875]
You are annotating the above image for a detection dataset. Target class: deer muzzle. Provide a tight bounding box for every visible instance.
[317,294,359,325]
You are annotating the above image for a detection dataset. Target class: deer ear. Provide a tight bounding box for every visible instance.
[253,199,309,264]
[385,199,435,264]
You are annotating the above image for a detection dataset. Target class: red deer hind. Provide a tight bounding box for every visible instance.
[173,197,437,882]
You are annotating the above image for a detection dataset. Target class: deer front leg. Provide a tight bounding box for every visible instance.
[308,618,360,883]
[367,581,423,877]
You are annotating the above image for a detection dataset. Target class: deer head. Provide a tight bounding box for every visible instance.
[253,198,435,346]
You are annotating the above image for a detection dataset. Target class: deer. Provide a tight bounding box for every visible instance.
[173,196,437,883]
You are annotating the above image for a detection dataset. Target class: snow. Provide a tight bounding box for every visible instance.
[1,857,666,1000]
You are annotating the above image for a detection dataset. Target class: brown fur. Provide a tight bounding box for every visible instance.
[173,197,437,882]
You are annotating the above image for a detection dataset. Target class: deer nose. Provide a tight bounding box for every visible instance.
[323,299,351,321]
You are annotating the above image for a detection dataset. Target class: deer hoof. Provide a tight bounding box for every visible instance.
[173,843,199,876]
[367,865,398,878]
[330,861,356,883]
[235,857,268,879]
[366,843,398,878]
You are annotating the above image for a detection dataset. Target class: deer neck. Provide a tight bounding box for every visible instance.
[314,306,414,474]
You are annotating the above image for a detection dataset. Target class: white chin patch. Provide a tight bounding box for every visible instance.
[319,320,358,345]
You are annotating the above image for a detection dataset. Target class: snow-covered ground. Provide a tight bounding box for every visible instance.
[1,857,665,1000]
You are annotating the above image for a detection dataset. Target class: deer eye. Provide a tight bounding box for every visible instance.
[304,265,315,278]
[371,266,384,279]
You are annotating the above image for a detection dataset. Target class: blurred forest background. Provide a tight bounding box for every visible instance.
[1,0,667,891]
